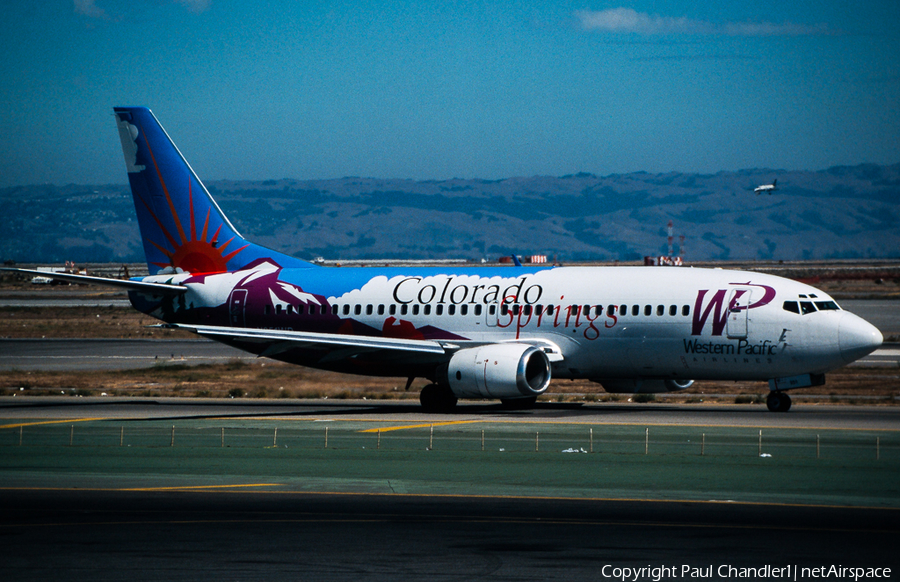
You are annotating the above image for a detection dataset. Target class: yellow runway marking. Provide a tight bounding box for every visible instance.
[121,484,281,492]
[0,418,104,430]
[359,420,478,433]
[0,484,280,492]
[331,417,900,433]
[1,486,896,516]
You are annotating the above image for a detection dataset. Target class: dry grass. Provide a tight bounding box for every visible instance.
[2,359,897,404]
[0,359,427,400]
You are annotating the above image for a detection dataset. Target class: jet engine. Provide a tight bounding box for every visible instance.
[597,378,694,394]
[444,344,551,400]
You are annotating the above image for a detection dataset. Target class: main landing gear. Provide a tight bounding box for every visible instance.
[767,391,792,412]
[500,396,538,410]
[419,384,458,413]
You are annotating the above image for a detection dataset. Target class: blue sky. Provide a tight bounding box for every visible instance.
[1,1,898,187]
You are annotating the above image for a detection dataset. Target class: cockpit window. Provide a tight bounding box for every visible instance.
[785,298,839,315]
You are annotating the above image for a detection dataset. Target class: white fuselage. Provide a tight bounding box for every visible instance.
[139,265,881,386]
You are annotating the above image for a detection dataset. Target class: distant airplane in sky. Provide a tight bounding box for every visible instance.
[3,109,882,413]
[754,179,778,194]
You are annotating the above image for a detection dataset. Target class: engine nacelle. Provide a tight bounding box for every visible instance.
[445,344,551,400]
[598,378,694,394]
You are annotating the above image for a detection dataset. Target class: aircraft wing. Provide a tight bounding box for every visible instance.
[161,322,453,361]
[165,323,567,365]
[0,268,188,295]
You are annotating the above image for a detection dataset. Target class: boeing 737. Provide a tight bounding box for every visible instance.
[754,179,778,194]
[4,108,883,412]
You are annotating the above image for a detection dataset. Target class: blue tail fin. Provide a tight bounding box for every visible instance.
[113,107,314,275]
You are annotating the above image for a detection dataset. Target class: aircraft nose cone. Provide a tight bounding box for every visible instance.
[839,312,883,365]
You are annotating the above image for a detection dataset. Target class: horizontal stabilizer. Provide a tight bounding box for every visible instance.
[1,268,187,295]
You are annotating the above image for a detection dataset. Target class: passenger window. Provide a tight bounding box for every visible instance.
[390,304,397,315]
[423,305,431,315]
[461,305,468,316]
[669,305,677,316]
[343,305,350,316]
[287,305,294,315]
[264,305,271,315]
[400,305,408,316]
[354,305,362,316]
[783,301,800,314]
[800,301,816,315]
[412,305,420,315]
[512,305,520,316]
[814,301,840,311]
[657,305,664,316]
[475,305,483,316]
[366,305,373,315]
[546,305,554,316]
[620,305,627,316]
[682,305,690,316]
[436,305,443,316]
[632,305,639,316]
[298,304,305,315]
[330,305,337,315]
[488,305,496,316]
[607,305,615,317]
[449,305,456,316]
[644,305,651,316]
[377,305,385,315]
[524,305,532,316]
[501,304,509,316]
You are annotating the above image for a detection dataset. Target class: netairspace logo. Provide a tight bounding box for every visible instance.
[599,564,892,581]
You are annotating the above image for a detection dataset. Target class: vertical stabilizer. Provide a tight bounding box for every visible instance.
[113,107,314,275]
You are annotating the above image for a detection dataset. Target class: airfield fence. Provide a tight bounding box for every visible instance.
[3,422,897,461]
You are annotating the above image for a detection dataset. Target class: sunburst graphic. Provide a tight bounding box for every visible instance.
[138,133,248,274]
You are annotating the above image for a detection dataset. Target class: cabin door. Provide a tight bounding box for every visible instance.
[228,289,248,327]
[726,288,751,339]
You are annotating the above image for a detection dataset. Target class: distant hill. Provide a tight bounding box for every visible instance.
[2,163,899,265]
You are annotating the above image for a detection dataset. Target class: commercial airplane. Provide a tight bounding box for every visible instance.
[4,107,883,412]
[754,179,777,194]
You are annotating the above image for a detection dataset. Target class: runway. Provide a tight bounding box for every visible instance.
[2,402,898,580]
[2,396,900,430]
[1,337,897,371]
[1,489,897,582]
[0,338,253,370]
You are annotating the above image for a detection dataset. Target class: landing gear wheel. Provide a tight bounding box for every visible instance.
[419,384,458,412]
[500,396,538,410]
[766,391,792,412]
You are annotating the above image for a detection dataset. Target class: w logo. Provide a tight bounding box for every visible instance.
[691,283,776,336]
